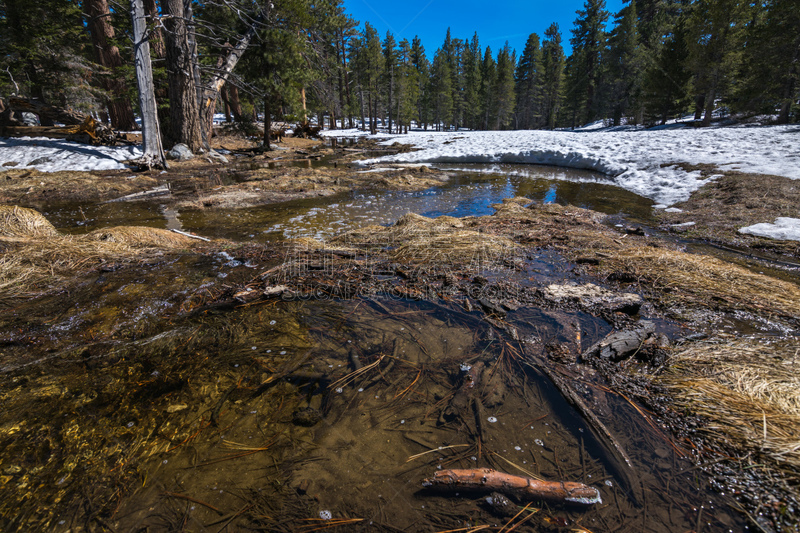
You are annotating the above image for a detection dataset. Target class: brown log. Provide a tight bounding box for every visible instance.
[8,97,85,126]
[422,468,601,506]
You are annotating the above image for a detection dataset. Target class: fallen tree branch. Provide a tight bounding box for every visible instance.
[422,468,601,506]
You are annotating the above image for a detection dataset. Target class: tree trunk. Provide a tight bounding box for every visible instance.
[129,0,166,169]
[201,10,266,133]
[84,0,137,131]
[162,0,204,152]
[143,0,166,58]
[263,94,271,150]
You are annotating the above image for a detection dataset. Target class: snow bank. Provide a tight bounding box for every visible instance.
[0,137,141,172]
[323,126,800,206]
[739,218,800,242]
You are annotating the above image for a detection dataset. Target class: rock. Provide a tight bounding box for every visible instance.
[582,321,656,362]
[28,156,53,166]
[206,150,228,164]
[2,161,18,167]
[166,143,194,161]
[543,282,643,315]
[292,407,322,427]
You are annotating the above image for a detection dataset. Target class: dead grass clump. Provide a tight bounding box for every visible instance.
[597,245,800,318]
[85,226,195,248]
[0,205,59,238]
[660,337,800,470]
[333,212,516,265]
[0,208,201,303]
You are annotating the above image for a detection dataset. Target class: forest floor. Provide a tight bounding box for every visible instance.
[1,130,799,531]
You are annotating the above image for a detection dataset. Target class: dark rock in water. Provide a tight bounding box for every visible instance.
[292,407,322,427]
[582,321,656,362]
[484,492,515,517]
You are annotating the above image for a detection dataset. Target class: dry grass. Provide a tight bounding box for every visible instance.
[660,337,800,470]
[0,205,59,238]
[0,208,199,302]
[600,246,800,317]
[332,212,517,265]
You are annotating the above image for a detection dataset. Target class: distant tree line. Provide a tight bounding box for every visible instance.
[0,0,798,159]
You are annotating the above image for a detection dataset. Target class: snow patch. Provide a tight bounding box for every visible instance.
[739,218,800,242]
[0,137,141,172]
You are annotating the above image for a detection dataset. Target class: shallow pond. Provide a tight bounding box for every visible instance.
[37,164,654,242]
[0,164,752,531]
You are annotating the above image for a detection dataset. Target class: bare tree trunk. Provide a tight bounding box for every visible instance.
[162,0,204,152]
[84,0,137,131]
[130,0,166,169]
[201,9,266,133]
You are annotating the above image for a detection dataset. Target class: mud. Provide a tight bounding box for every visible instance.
[656,167,800,258]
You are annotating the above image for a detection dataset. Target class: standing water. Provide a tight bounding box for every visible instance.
[0,164,748,531]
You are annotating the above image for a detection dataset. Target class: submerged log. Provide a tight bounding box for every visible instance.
[422,468,601,506]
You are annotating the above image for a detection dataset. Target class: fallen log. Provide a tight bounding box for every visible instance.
[422,468,601,506]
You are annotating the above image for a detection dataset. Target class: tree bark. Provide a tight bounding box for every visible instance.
[162,0,204,152]
[143,0,166,58]
[130,0,167,169]
[84,0,137,131]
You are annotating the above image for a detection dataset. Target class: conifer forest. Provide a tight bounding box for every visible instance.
[1,0,798,150]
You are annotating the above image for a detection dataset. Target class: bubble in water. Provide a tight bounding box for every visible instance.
[514,446,522,451]
[335,387,343,394]
[319,510,332,520]
[487,416,498,423]
[269,320,276,325]
[605,480,613,487]
[127,421,135,428]
[535,439,544,446]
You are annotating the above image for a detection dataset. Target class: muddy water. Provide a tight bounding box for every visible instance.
[0,254,745,531]
[1,166,749,531]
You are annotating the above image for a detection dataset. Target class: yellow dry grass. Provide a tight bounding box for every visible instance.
[0,207,199,302]
[332,212,517,265]
[660,337,800,470]
[0,205,59,238]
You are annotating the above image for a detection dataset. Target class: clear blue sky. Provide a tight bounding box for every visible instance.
[341,0,625,57]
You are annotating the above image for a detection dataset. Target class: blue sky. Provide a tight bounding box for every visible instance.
[341,0,625,57]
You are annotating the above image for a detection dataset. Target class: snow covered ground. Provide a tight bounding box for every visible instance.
[0,137,142,173]
[2,125,800,240]
[324,125,800,207]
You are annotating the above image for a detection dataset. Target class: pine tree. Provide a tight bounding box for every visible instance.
[463,33,483,130]
[410,36,430,129]
[479,46,496,129]
[568,0,610,125]
[383,31,397,133]
[430,48,453,130]
[735,0,800,123]
[642,6,692,124]
[493,43,517,129]
[687,0,751,125]
[0,0,91,113]
[515,33,542,129]
[606,0,646,125]
[541,23,565,130]
[396,38,419,132]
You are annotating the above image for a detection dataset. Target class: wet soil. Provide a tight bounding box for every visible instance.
[656,166,800,259]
